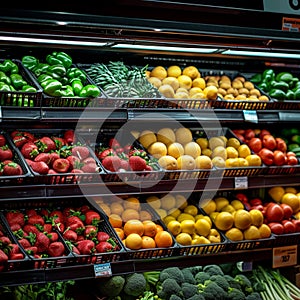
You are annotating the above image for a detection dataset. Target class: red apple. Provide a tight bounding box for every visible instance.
[265,203,284,222]
[282,220,296,234]
[268,222,284,235]
[244,129,255,140]
[262,134,277,150]
[258,148,274,165]
[280,203,294,219]
[292,219,300,232]
[273,150,287,166]
[287,155,298,166]
[259,129,271,140]
[247,137,262,153]
[275,137,287,153]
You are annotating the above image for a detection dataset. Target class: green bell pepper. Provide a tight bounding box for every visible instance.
[22,85,37,92]
[286,90,295,100]
[262,69,275,82]
[60,85,74,97]
[79,84,101,98]
[288,77,299,89]
[0,59,19,74]
[22,56,39,71]
[0,82,11,92]
[46,54,64,66]
[51,51,72,69]
[70,78,83,96]
[270,80,289,92]
[275,72,294,83]
[258,82,269,92]
[37,74,52,84]
[46,64,66,79]
[294,89,300,100]
[0,71,11,85]
[33,63,50,77]
[66,67,86,83]
[269,88,286,101]
[250,73,262,84]
[41,79,63,96]
[10,73,27,90]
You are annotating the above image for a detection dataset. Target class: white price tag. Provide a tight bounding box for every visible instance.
[234,177,248,189]
[94,262,112,278]
[237,261,253,272]
[243,110,258,123]
[272,245,298,268]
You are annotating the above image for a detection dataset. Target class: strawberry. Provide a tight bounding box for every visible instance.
[5,211,25,227]
[96,240,115,253]
[101,155,122,172]
[34,153,51,165]
[97,231,110,243]
[52,158,70,173]
[84,225,97,239]
[72,145,90,160]
[83,157,96,165]
[81,162,98,173]
[120,159,130,170]
[0,236,11,244]
[0,134,6,147]
[76,239,95,254]
[49,152,60,165]
[27,215,45,226]
[35,136,56,153]
[25,246,38,255]
[0,145,13,161]
[10,253,24,260]
[66,155,81,169]
[43,223,53,233]
[63,229,78,242]
[26,160,49,174]
[129,156,147,171]
[18,238,31,249]
[52,137,65,150]
[85,210,101,225]
[3,162,23,176]
[47,241,65,257]
[97,148,115,160]
[23,224,41,235]
[64,129,75,145]
[48,232,59,242]
[71,169,84,174]
[108,138,121,149]
[21,142,39,159]
[13,135,27,148]
[66,216,85,232]
[35,232,50,253]
[0,249,8,264]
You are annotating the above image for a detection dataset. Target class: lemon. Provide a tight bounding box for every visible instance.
[249,209,264,227]
[175,91,189,99]
[209,137,226,149]
[162,77,180,91]
[176,232,192,245]
[192,235,210,245]
[177,75,193,90]
[189,87,203,97]
[182,66,200,79]
[285,187,297,194]
[147,141,168,159]
[195,155,213,169]
[167,65,182,77]
[147,77,162,89]
[234,209,252,230]
[204,85,218,100]
[163,215,176,226]
[180,219,195,235]
[192,77,206,89]
[170,208,181,219]
[282,193,300,213]
[258,224,271,238]
[196,137,209,150]
[157,127,176,145]
[221,204,236,214]
[243,225,261,240]
[215,197,229,211]
[146,195,161,209]
[184,141,201,158]
[150,66,167,80]
[158,84,175,98]
[225,158,240,168]
[155,208,167,219]
[268,186,285,202]
[176,194,188,209]
[177,155,196,170]
[245,154,262,166]
[202,148,212,157]
[177,212,195,223]
[214,211,234,231]
[212,146,227,161]
[167,142,185,159]
[167,220,182,236]
[225,228,244,241]
[211,156,226,168]
[160,194,177,211]
[226,146,239,159]
[184,205,198,216]
[201,199,217,215]
[175,127,193,145]
[231,200,244,211]
[237,158,249,167]
[226,137,241,149]
[238,144,251,158]
[194,218,211,236]
[138,130,157,149]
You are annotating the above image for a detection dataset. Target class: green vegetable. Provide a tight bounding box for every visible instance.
[41,79,63,96]
[275,71,294,83]
[195,271,211,284]
[294,88,300,100]
[46,53,64,66]
[22,55,39,71]
[22,85,37,92]
[95,275,125,299]
[66,67,86,82]
[0,59,18,74]
[250,73,262,84]
[79,84,101,98]
[159,266,185,285]
[46,64,66,79]
[202,264,224,276]
[258,82,269,92]
[198,280,227,300]
[51,51,73,68]
[0,71,11,85]
[182,267,197,284]
[32,63,50,77]
[157,278,182,300]
[262,69,275,82]
[37,73,52,84]
[268,88,286,101]
[60,85,74,97]
[0,82,11,92]
[70,78,83,96]
[10,73,27,89]
[227,287,245,300]
[286,89,295,100]
[123,273,147,297]
[270,80,289,92]
[182,282,198,299]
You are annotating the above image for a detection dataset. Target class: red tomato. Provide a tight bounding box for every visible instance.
[282,220,296,234]
[280,203,293,219]
[265,203,284,222]
[292,219,300,232]
[249,198,263,206]
[268,222,284,235]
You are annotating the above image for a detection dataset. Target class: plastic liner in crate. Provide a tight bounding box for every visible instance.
[0,131,32,185]
[80,130,164,183]
[8,128,104,185]
[0,59,42,107]
[0,214,32,272]
[272,231,300,247]
[201,69,273,110]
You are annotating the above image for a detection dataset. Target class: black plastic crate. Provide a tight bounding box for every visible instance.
[0,59,42,107]
[272,232,300,247]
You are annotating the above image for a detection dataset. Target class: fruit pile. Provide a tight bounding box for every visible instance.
[10,129,100,177]
[94,196,174,250]
[0,133,24,177]
[201,195,271,241]
[150,194,223,246]
[146,65,218,100]
[232,128,298,166]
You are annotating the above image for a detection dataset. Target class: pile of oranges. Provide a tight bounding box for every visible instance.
[95,196,174,250]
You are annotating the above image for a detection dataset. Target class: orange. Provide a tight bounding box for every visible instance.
[142,220,158,237]
[115,228,125,240]
[125,233,143,250]
[123,197,141,211]
[156,224,164,233]
[124,219,144,237]
[139,210,152,222]
[141,236,156,249]
[155,230,173,248]
[121,208,140,222]
[110,202,124,215]
[108,214,123,228]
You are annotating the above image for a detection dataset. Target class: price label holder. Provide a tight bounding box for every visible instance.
[243,110,258,123]
[94,262,112,278]
[272,245,298,268]
[234,176,248,189]
[237,261,253,272]
[0,106,2,121]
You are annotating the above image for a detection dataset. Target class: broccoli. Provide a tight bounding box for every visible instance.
[185,266,203,276]
[95,275,125,298]
[227,287,246,300]
[234,274,253,294]
[224,275,242,291]
[181,282,198,299]
[123,273,147,297]
[159,267,185,285]
[194,271,210,284]
[209,274,230,291]
[186,294,205,300]
[157,278,183,300]
[182,268,197,284]
[198,281,227,300]
[202,264,224,276]
[245,292,262,300]
[170,295,183,300]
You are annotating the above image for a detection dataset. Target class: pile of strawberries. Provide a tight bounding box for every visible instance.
[0,133,24,176]
[10,129,100,175]
[96,137,157,172]
[3,203,120,261]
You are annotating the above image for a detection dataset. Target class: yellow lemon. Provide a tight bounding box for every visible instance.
[167,65,182,77]
[170,208,181,219]
[202,148,212,157]
[157,127,176,145]
[146,195,161,209]
[192,77,206,89]
[215,197,229,211]
[192,235,210,245]
[243,225,261,240]
[238,144,251,158]
[182,66,200,79]
[226,137,241,149]
[177,75,193,90]
[176,194,188,210]
[225,158,240,168]
[201,199,217,215]
[211,156,226,168]
[160,194,177,211]
[167,142,185,159]
[237,158,249,167]
[209,137,226,149]
[226,146,239,158]
[159,84,175,98]
[214,211,234,231]
[245,154,262,166]
[184,141,201,158]
[147,142,168,159]
[180,219,195,235]
[258,224,272,238]
[204,85,218,100]
[282,193,300,213]
[176,232,192,245]
[138,130,157,149]
[249,209,264,227]
[184,205,198,216]
[234,209,252,230]
[163,215,176,226]
[167,220,182,236]
[155,208,167,219]
[150,66,167,80]
[221,204,236,214]
[225,228,244,241]
[195,155,213,169]
[212,146,227,161]
[177,213,195,223]
[194,218,211,236]
[231,200,244,211]
[285,187,297,194]
[189,87,203,97]
[196,137,209,150]
[175,91,189,99]
[147,77,162,89]
[268,186,285,202]
[162,77,180,91]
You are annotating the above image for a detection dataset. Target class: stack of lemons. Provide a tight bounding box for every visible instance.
[146,65,218,100]
[201,196,271,241]
[146,193,222,246]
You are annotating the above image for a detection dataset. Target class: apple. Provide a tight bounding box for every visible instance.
[265,202,284,222]
[259,129,271,140]
[282,220,296,234]
[249,197,263,206]
[280,203,294,219]
[287,155,298,166]
[273,150,287,166]
[262,134,277,150]
[275,137,287,153]
[258,148,274,165]
[292,219,300,232]
[244,129,255,140]
[247,137,262,153]
[268,222,284,235]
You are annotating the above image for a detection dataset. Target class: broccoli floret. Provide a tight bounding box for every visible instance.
[95,275,125,298]
[186,294,205,300]
[123,273,147,297]
[194,271,210,284]
[169,295,183,300]
[185,266,203,276]
[202,264,224,276]
[198,281,227,300]
[182,268,197,284]
[210,274,230,291]
[245,292,262,300]
[157,278,183,300]
[159,267,185,285]
[234,274,253,294]
[228,287,246,300]
[181,282,198,299]
[224,275,242,291]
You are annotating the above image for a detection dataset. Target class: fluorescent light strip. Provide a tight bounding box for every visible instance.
[0,36,107,46]
[223,50,300,59]
[113,43,217,53]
